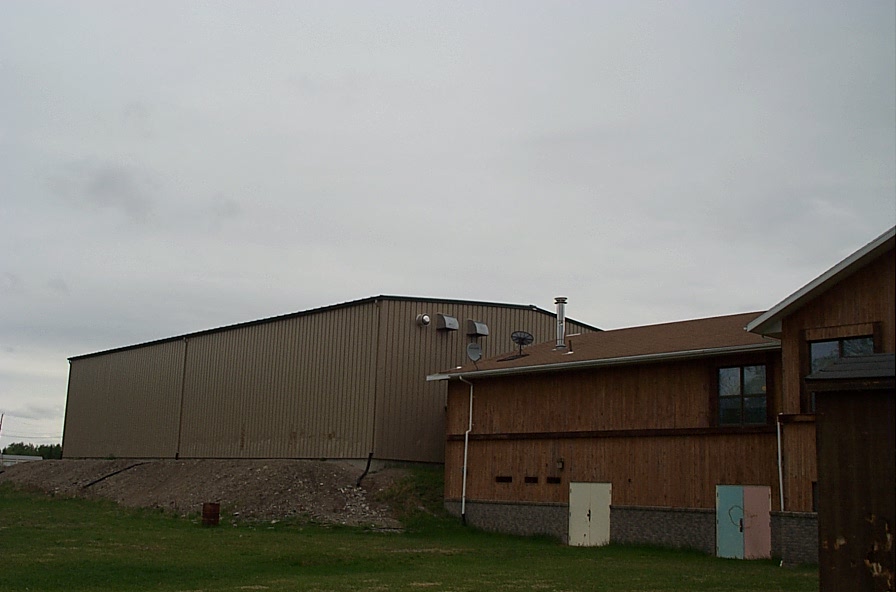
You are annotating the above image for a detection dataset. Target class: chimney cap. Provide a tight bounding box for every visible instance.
[555,296,568,303]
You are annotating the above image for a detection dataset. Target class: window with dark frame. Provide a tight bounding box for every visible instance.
[806,335,874,411]
[809,336,874,373]
[718,364,767,426]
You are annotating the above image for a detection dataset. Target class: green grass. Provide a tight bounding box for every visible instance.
[0,470,817,592]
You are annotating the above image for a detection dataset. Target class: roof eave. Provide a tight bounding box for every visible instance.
[426,341,781,381]
[746,226,895,337]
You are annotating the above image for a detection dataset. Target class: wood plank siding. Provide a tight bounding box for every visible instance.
[446,433,779,509]
[780,248,895,415]
[773,245,896,512]
[445,352,784,510]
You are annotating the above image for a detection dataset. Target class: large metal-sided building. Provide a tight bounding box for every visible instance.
[62,295,597,463]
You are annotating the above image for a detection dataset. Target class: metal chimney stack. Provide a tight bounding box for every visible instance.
[554,296,567,350]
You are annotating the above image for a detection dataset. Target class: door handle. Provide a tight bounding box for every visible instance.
[739,518,743,533]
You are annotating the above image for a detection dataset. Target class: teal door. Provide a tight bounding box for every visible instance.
[716,485,745,559]
[716,485,771,559]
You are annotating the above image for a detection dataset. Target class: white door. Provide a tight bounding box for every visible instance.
[569,482,611,546]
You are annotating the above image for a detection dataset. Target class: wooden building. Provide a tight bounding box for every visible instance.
[431,226,895,564]
[430,311,785,554]
[749,226,895,576]
[806,354,895,592]
[747,226,895,513]
[62,295,597,463]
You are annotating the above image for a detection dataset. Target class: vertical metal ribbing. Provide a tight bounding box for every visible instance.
[175,337,189,459]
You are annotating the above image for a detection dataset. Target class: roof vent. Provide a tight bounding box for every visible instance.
[554,296,567,350]
[466,320,489,337]
[435,313,459,331]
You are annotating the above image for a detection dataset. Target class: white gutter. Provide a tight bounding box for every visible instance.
[776,414,785,512]
[459,376,474,526]
[427,342,780,382]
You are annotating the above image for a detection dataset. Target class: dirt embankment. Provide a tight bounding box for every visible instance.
[0,458,407,529]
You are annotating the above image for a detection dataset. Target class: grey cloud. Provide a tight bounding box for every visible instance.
[47,161,158,223]
[45,277,69,295]
[1,272,23,294]
[208,195,242,222]
[5,403,63,422]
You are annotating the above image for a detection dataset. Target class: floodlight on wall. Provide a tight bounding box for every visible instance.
[435,313,459,331]
[466,319,489,338]
[416,313,431,327]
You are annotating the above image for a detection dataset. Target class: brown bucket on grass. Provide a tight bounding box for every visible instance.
[202,502,220,526]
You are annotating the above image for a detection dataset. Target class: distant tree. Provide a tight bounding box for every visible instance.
[2,442,37,456]
[37,443,63,459]
[2,442,62,459]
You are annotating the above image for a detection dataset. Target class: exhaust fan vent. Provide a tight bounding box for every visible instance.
[466,320,489,337]
[435,313,459,331]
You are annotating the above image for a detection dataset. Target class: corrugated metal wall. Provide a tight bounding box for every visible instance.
[64,297,595,461]
[373,299,596,462]
[177,301,379,459]
[62,339,185,458]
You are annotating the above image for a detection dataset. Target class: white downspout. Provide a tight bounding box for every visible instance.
[776,414,785,511]
[459,376,473,526]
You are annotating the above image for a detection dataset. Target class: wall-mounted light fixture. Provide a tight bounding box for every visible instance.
[556,458,565,471]
[416,314,431,326]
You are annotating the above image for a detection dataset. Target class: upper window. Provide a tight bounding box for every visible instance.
[718,365,767,426]
[809,336,874,373]
[806,336,874,411]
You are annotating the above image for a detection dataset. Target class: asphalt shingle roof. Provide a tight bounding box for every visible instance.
[438,311,779,378]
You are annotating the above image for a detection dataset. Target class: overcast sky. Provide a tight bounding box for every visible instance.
[1,1,894,449]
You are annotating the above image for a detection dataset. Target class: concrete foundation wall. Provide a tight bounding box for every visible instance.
[447,500,818,565]
[772,511,818,565]
[611,506,716,554]
[444,500,568,541]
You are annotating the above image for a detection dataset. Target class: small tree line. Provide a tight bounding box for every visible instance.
[1,442,62,459]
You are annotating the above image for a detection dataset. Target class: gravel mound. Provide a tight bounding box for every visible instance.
[0,458,407,530]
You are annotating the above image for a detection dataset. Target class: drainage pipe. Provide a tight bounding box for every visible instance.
[776,414,785,511]
[459,376,474,526]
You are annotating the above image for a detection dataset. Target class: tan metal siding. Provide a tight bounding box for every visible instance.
[373,300,596,462]
[62,297,595,461]
[63,340,184,458]
[177,302,379,458]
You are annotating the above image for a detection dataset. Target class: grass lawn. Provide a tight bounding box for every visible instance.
[0,471,817,592]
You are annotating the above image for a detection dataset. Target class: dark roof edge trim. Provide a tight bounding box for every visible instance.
[69,294,599,361]
[426,341,781,381]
